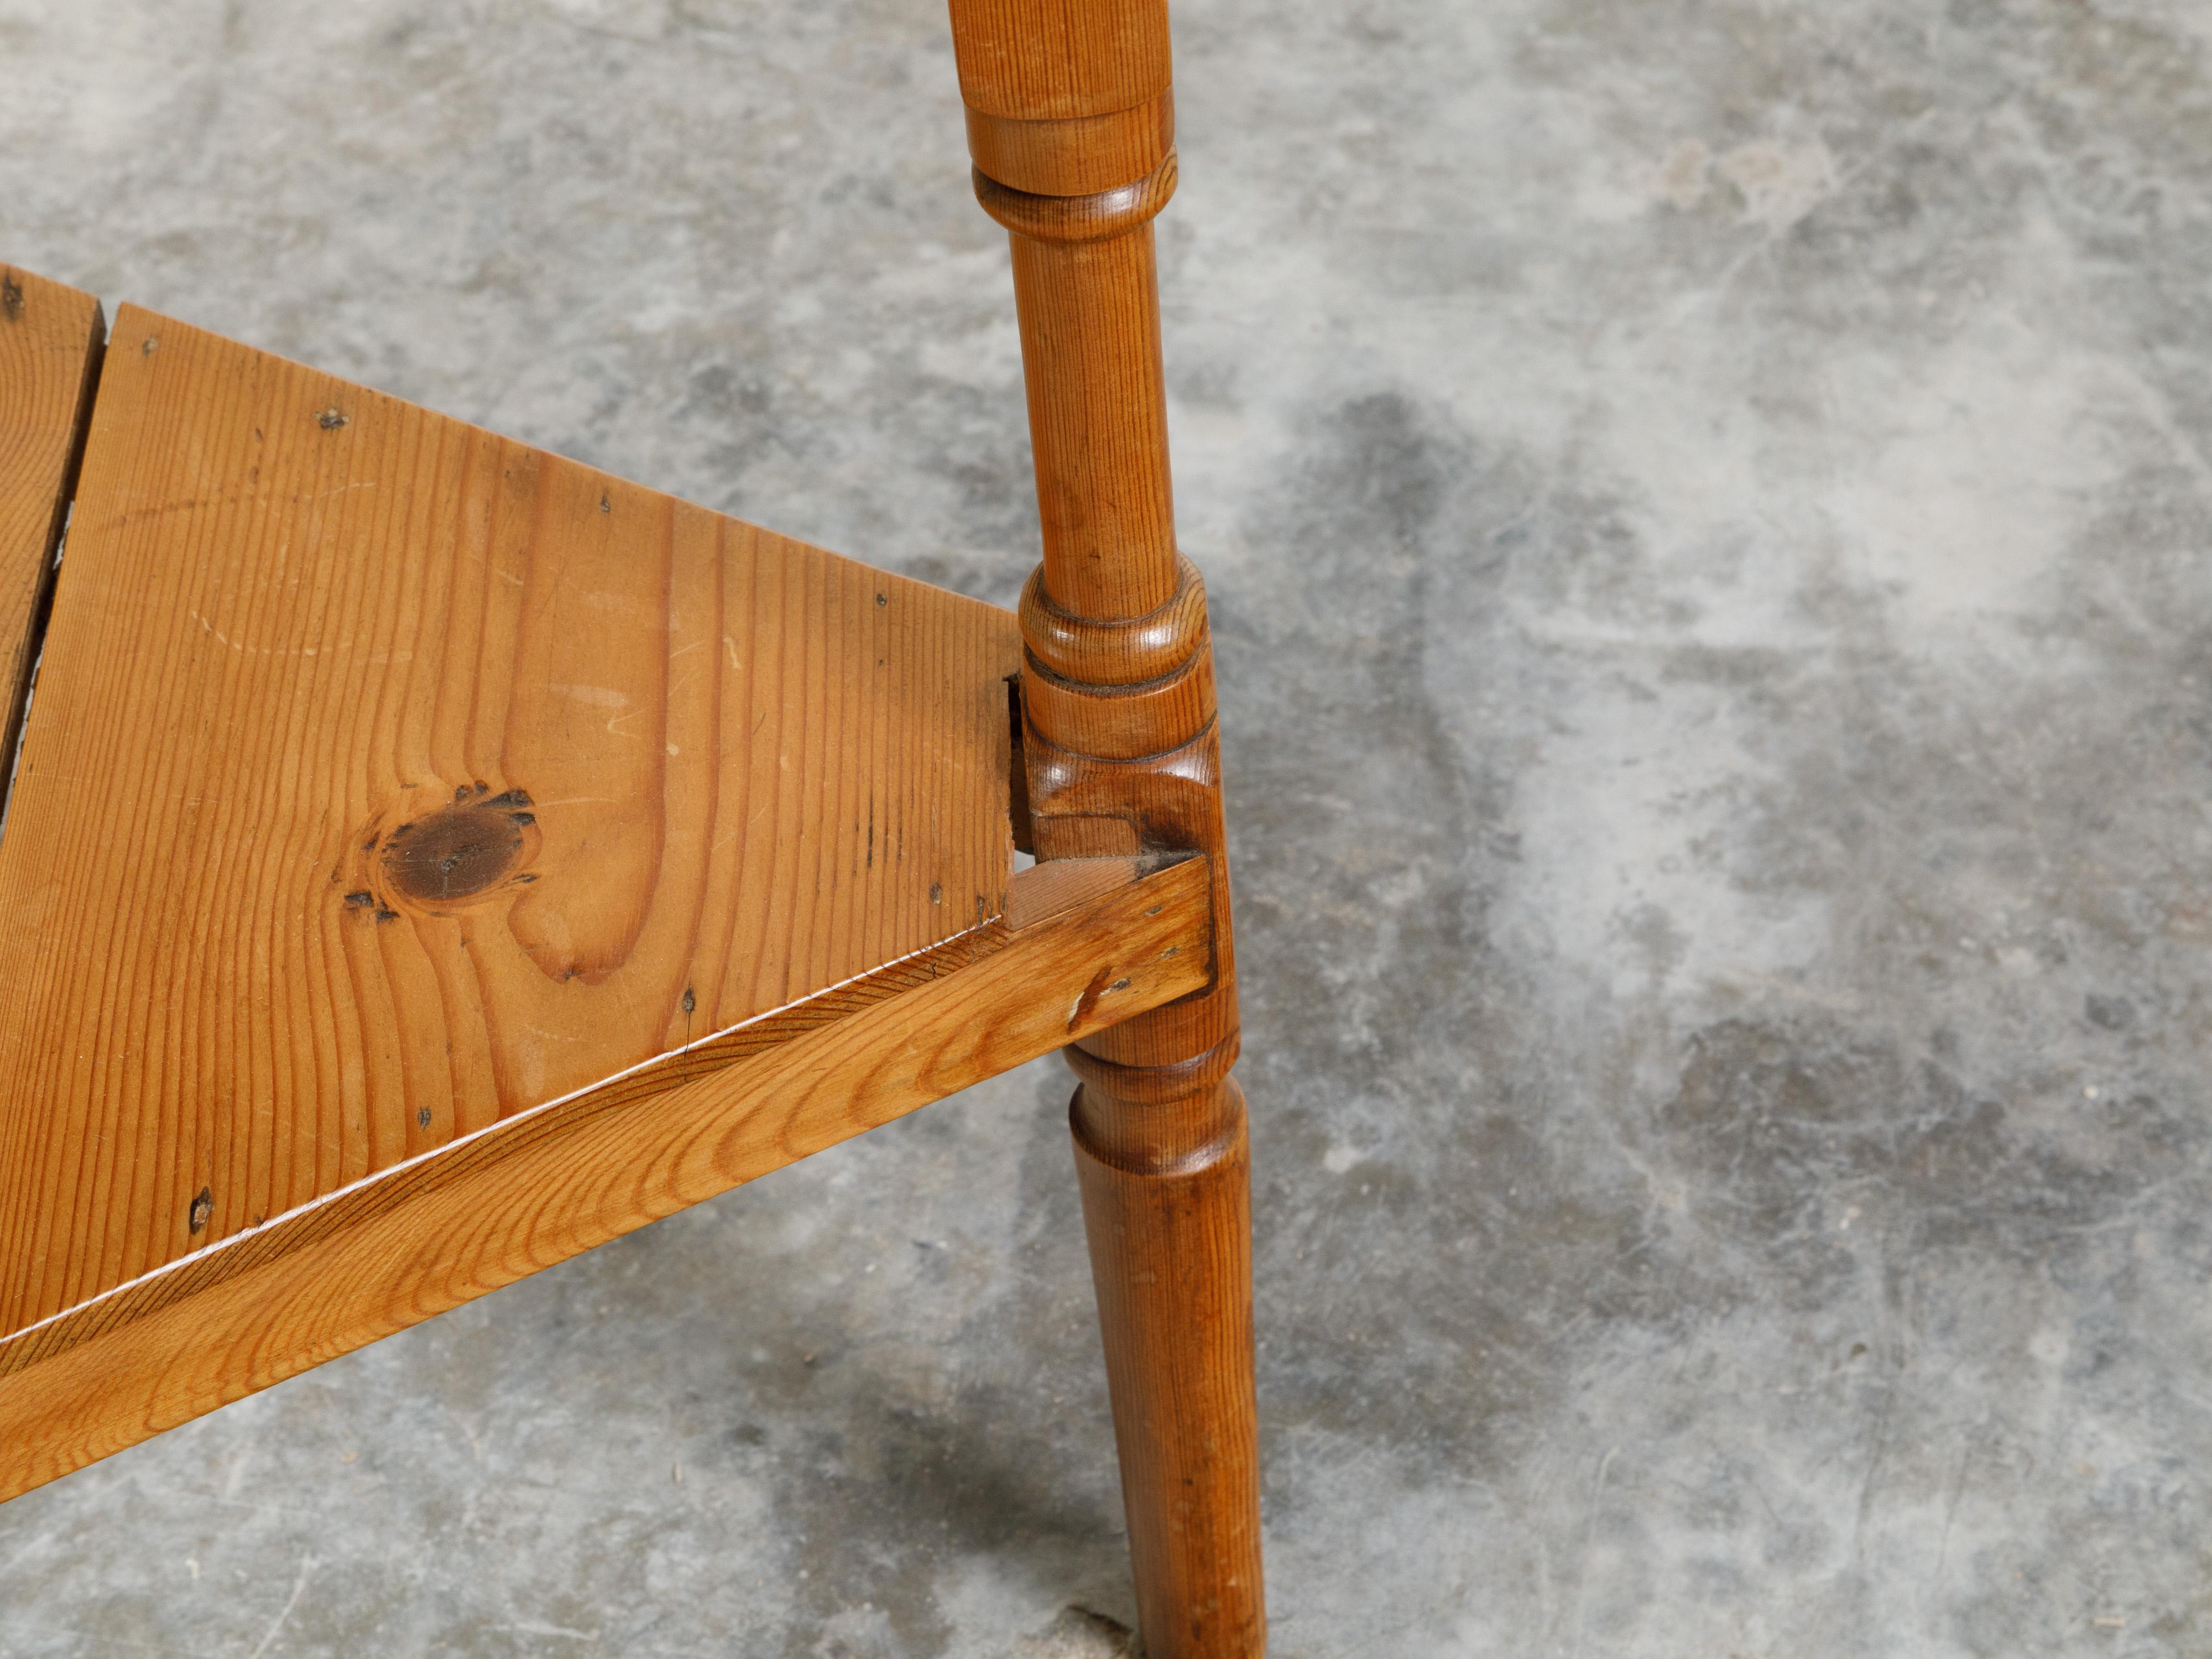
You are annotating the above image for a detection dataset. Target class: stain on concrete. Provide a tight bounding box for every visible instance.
[5,0,2211,1653]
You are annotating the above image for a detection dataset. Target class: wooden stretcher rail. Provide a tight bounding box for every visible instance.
[0,853,1212,1502]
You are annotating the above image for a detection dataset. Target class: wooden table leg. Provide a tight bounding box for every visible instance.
[1072,1060,1262,1656]
[948,3,1266,1652]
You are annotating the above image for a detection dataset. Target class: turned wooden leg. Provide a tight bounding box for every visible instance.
[1022,569,1265,1658]
[946,2,1266,1650]
[1071,1056,1264,1658]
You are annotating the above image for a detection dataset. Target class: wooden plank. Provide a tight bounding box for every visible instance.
[0,854,1211,1501]
[0,265,104,822]
[0,304,1021,1342]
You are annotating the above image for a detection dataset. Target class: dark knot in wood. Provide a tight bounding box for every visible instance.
[378,786,537,906]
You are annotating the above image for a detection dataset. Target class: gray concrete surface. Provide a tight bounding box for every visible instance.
[4,0,2211,1652]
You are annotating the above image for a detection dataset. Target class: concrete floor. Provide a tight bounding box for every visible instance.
[5,0,2211,1652]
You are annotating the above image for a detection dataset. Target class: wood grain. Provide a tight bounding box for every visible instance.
[1075,1080,1261,1658]
[955,3,1266,1650]
[979,163,1182,620]
[0,266,104,823]
[965,90,1172,197]
[0,304,1021,1341]
[0,854,1214,1501]
[946,0,1171,123]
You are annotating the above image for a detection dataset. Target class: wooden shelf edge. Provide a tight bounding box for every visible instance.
[0,265,105,829]
[0,854,1211,1504]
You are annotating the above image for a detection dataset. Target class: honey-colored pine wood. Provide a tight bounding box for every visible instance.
[1074,1074,1259,1651]
[0,1,1267,1633]
[952,1,1267,1652]
[0,267,104,819]
[948,0,1171,124]
[972,160,1181,622]
[0,852,1213,1501]
[0,302,1024,1339]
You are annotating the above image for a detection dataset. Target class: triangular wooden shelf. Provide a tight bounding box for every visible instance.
[0,273,1212,1499]
[3,4,1270,1631]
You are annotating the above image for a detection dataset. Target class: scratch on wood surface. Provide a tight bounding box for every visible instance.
[187,611,351,658]
[0,304,1030,1458]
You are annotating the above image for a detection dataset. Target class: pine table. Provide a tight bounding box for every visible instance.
[0,3,1264,1653]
